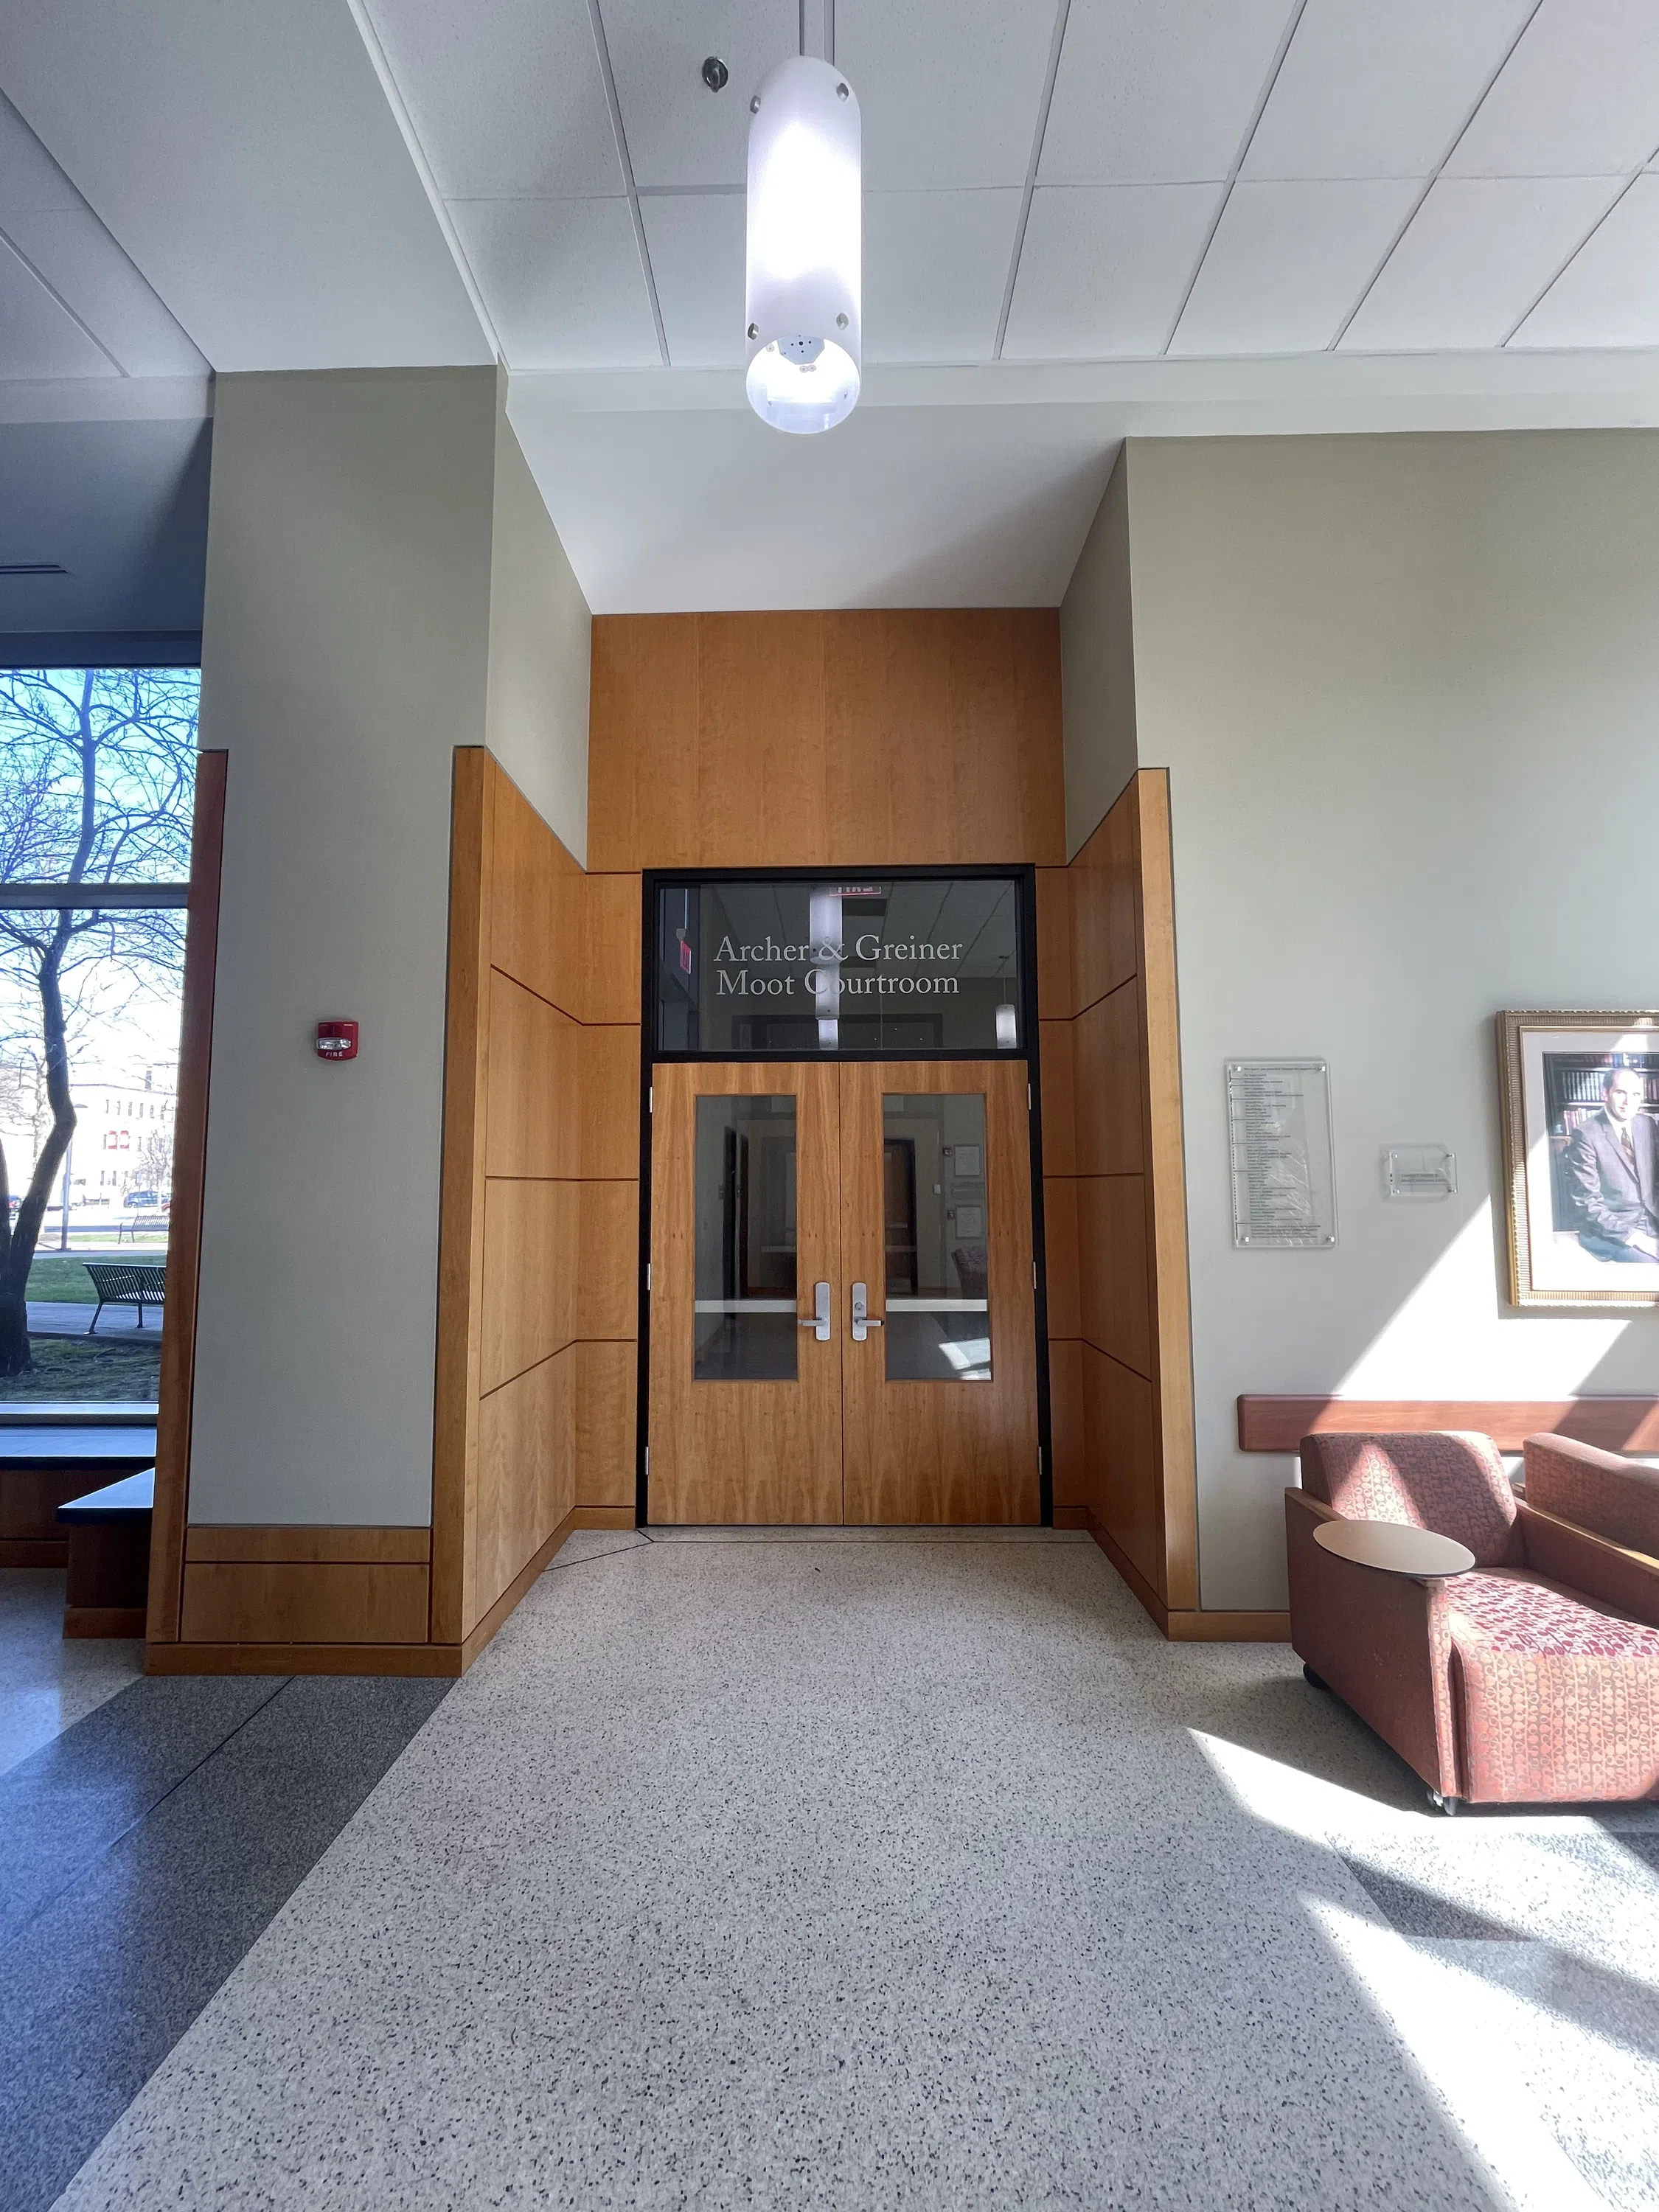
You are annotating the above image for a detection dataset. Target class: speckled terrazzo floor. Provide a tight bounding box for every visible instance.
[41,1531,1659,2211]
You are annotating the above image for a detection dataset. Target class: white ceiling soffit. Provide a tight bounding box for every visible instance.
[506,387,1119,613]
[0,94,206,386]
[0,413,211,639]
[507,342,1659,615]
[0,0,488,372]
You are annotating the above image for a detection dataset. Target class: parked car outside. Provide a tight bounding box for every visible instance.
[124,1190,161,1208]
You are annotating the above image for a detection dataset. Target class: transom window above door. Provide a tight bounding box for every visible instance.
[653,873,1027,1057]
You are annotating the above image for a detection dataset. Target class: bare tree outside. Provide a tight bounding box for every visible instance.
[133,1121,176,1196]
[0,1043,52,1175]
[0,668,198,1378]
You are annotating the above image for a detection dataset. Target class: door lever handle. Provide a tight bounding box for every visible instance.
[851,1281,883,1341]
[799,1280,832,1341]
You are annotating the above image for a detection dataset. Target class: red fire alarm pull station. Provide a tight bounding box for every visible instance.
[316,1019,359,1062]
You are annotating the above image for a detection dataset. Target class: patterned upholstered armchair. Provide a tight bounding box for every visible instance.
[1286,1431,1659,1813]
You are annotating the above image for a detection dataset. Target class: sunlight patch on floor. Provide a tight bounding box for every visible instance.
[1311,1900,1609,2212]
[1193,1726,1659,2211]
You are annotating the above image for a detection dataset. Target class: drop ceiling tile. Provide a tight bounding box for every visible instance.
[1040,0,1297,185]
[1448,0,1659,178]
[865,189,1023,361]
[1340,176,1616,350]
[836,0,1061,190]
[602,0,795,191]
[1510,172,1659,346]
[1,0,487,371]
[1170,178,1421,354]
[1003,184,1225,359]
[364,0,623,198]
[1243,0,1531,181]
[0,90,82,212]
[0,234,118,378]
[639,192,745,366]
[4,207,206,374]
[451,197,660,368]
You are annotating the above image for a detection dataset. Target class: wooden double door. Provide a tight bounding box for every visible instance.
[649,1060,1039,1524]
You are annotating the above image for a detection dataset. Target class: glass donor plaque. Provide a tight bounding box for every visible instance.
[655,878,1023,1054]
[1226,1060,1338,1248]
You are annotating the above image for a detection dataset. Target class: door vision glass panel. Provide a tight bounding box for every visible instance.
[842,1062,1037,1524]
[883,1093,990,1382]
[650,1063,844,1526]
[694,1095,798,1380]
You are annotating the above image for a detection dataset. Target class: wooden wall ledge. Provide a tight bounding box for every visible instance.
[1238,1396,1659,1455]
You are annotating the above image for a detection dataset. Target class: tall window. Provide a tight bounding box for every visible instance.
[0,667,198,1404]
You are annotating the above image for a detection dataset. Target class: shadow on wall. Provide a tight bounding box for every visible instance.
[1208,1175,1658,1613]
[1334,1197,1652,1400]
[860,439,1118,609]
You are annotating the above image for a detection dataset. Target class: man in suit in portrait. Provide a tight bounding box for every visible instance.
[1565,1067,1659,1262]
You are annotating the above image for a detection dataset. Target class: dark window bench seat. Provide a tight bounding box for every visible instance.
[55,1468,155,1637]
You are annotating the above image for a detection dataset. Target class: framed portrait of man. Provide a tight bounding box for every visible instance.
[1498,1009,1659,1309]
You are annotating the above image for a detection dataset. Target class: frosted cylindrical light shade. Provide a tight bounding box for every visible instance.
[745,56,860,435]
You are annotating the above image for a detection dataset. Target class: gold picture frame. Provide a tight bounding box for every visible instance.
[1498,1009,1659,1310]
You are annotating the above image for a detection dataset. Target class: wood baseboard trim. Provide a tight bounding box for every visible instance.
[145,1640,463,1677]
[1051,1506,1091,1530]
[569,1506,636,1529]
[180,1560,430,1646]
[1084,1515,1169,1632]
[0,1539,68,1568]
[457,1508,579,1669]
[65,1605,146,1638]
[184,1525,431,1565]
[142,1511,582,1678]
[1165,1609,1290,1643]
[1079,1513,1290,1641]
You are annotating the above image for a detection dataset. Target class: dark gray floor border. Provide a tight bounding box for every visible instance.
[0,1670,449,2212]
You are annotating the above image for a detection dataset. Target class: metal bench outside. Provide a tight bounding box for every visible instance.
[84,1261,167,1333]
[116,1213,169,1244]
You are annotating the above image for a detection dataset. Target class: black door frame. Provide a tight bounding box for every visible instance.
[635,864,1053,1528]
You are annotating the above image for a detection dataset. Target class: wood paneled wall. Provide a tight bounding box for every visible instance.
[155,613,1062,1671]
[433,751,641,1649]
[145,752,228,1648]
[588,611,1065,870]
[1040,771,1206,1635]
[152,750,642,1679]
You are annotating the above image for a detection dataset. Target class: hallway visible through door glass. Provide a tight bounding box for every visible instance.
[694,1095,798,1380]
[883,1093,990,1381]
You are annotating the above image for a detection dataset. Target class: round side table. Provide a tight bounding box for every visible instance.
[1312,1518,1475,1577]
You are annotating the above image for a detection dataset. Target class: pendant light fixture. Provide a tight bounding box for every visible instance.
[744,55,861,434]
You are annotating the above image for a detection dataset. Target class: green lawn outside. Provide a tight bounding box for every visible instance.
[24,1254,95,1303]
[0,1334,161,1401]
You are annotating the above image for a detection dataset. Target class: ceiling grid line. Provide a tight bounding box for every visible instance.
[1327,0,1548,355]
[0,223,126,377]
[585,0,670,368]
[344,0,503,364]
[1158,0,1311,358]
[991,0,1073,362]
[1497,136,1659,348]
